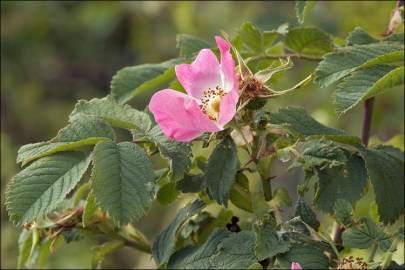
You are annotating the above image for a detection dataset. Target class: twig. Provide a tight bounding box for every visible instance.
[361,98,375,146]
[247,53,323,63]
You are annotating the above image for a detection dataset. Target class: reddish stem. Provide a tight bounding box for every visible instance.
[333,98,375,246]
[361,97,375,146]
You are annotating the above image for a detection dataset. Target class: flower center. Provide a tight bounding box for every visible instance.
[199,86,225,121]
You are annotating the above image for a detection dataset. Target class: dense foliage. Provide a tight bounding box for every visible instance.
[4,1,404,269]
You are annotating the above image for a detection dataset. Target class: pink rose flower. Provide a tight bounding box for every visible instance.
[291,262,303,270]
[149,36,239,142]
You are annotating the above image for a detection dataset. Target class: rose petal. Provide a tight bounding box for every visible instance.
[149,89,221,142]
[215,36,239,126]
[291,262,303,270]
[175,49,221,100]
[218,85,238,126]
[215,36,237,92]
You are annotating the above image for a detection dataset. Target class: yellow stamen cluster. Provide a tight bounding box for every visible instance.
[199,85,225,121]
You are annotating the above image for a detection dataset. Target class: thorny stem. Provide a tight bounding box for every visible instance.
[361,98,375,146]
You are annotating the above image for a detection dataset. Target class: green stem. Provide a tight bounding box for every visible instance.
[247,53,323,63]
[77,225,152,254]
[122,238,151,254]
[381,238,399,269]
[368,241,378,263]
[73,182,91,207]
[256,135,273,201]
[260,74,313,98]
[261,177,273,201]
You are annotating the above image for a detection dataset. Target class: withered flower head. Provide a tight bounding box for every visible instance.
[240,77,264,99]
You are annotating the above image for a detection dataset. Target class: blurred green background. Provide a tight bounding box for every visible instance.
[1,1,403,269]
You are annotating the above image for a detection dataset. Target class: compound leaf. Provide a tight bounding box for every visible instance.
[254,217,291,260]
[92,141,156,227]
[205,136,238,206]
[314,42,403,88]
[285,27,333,56]
[168,229,257,269]
[295,198,320,230]
[176,34,211,58]
[144,125,192,181]
[357,145,404,224]
[314,154,368,214]
[69,96,151,131]
[334,65,404,116]
[111,59,180,104]
[152,200,205,267]
[17,116,114,166]
[7,152,91,225]
[342,217,392,251]
[268,106,346,137]
[276,243,329,269]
